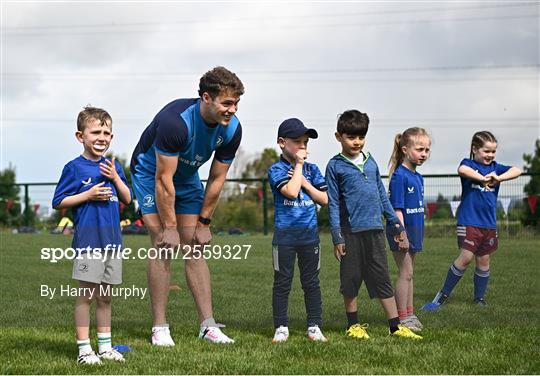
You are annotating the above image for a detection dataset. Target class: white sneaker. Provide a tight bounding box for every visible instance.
[400,316,422,332]
[77,351,102,365]
[408,314,423,329]
[199,326,235,344]
[307,326,328,342]
[272,326,289,343]
[98,348,125,362]
[151,326,175,347]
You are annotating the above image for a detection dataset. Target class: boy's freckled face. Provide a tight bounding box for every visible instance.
[76,118,113,160]
[335,132,365,159]
[278,134,309,161]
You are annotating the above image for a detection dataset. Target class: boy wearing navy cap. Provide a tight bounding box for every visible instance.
[268,118,329,343]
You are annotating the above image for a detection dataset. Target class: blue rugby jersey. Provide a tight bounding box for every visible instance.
[268,156,327,246]
[52,156,129,253]
[457,158,510,229]
[387,165,425,251]
[130,98,242,185]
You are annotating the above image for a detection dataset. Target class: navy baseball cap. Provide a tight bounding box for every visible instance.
[277,118,318,139]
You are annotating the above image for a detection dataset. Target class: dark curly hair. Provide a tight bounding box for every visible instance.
[336,110,369,136]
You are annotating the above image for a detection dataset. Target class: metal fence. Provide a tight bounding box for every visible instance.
[1,173,538,237]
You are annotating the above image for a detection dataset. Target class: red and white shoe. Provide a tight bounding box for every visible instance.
[199,326,235,344]
[151,326,175,347]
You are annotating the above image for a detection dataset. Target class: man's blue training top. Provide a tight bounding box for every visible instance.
[130,98,242,185]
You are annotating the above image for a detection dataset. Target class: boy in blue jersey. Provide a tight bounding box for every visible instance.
[423,131,521,310]
[130,67,244,345]
[52,106,132,365]
[326,110,422,340]
[268,118,328,343]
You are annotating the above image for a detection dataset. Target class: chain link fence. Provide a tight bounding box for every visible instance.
[1,174,538,238]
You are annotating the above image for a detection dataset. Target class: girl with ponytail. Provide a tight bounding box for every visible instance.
[386,127,431,332]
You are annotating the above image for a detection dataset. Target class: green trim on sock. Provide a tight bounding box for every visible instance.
[97,332,112,344]
[77,339,90,348]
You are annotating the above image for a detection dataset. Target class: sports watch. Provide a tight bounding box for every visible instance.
[198,216,212,225]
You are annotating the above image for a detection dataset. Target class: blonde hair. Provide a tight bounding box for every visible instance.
[470,131,497,159]
[388,127,430,176]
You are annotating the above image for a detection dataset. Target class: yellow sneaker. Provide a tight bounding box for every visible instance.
[391,324,423,340]
[346,323,370,340]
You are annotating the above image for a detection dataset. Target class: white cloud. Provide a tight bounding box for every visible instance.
[2,1,538,199]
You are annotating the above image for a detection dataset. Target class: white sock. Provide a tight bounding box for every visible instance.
[152,323,169,332]
[200,317,216,328]
[97,332,112,354]
[77,339,93,355]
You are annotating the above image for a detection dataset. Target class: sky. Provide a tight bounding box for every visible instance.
[1,1,539,208]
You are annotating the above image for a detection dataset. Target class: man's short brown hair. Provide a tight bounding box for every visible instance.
[77,106,112,132]
[198,66,244,99]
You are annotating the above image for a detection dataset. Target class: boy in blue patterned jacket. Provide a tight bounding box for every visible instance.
[326,110,421,340]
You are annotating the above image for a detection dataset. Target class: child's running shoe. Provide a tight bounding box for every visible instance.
[400,316,422,332]
[77,351,102,365]
[408,314,423,329]
[421,301,441,311]
[345,323,370,340]
[151,326,175,347]
[422,291,448,311]
[409,313,424,329]
[474,298,488,307]
[199,326,235,344]
[272,326,289,343]
[307,326,327,342]
[391,324,423,340]
[98,348,125,362]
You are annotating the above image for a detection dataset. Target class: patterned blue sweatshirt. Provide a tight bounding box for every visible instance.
[325,152,403,245]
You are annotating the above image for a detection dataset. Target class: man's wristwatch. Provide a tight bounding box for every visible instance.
[198,216,212,225]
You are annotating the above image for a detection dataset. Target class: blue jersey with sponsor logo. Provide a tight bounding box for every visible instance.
[268,157,327,246]
[52,156,129,252]
[387,165,425,250]
[457,158,510,229]
[130,98,242,185]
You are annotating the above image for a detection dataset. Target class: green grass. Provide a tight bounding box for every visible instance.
[1,233,539,374]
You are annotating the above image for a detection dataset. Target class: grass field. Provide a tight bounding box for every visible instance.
[1,232,539,374]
